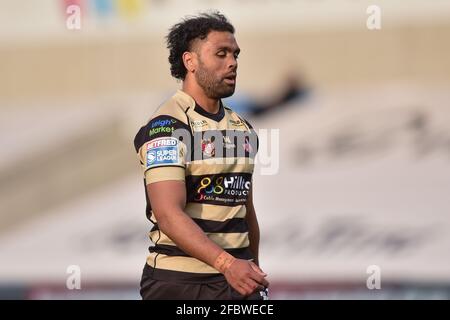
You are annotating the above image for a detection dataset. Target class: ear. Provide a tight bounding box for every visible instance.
[182,51,197,74]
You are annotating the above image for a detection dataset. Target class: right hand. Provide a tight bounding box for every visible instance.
[223,259,269,296]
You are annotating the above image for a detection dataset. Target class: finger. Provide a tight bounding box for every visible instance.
[238,287,248,296]
[250,262,267,276]
[249,271,270,287]
[244,278,264,293]
[239,281,254,296]
[248,265,269,285]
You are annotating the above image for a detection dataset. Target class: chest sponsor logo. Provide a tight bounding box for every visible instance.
[191,174,251,204]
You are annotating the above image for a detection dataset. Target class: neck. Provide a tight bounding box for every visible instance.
[182,78,220,114]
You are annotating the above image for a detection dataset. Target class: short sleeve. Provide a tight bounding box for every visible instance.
[134,115,191,184]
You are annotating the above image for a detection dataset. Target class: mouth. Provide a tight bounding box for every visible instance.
[223,74,237,85]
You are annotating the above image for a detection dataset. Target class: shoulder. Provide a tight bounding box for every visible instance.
[223,104,255,130]
[133,92,193,152]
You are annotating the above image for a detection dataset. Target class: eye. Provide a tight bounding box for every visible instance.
[216,51,226,58]
[234,52,239,59]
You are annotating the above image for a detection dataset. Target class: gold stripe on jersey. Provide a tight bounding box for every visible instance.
[145,166,185,184]
[147,252,220,274]
[150,230,250,249]
[186,158,254,176]
[148,204,246,225]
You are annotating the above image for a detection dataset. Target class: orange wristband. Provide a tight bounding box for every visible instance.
[214,251,236,274]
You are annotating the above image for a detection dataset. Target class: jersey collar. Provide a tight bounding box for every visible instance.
[194,100,225,122]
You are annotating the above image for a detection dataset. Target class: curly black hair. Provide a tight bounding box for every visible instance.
[166,12,235,80]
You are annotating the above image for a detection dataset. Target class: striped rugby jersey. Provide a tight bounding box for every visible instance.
[134,90,258,283]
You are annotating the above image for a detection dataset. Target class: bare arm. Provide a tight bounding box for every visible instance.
[147,180,269,295]
[147,180,223,266]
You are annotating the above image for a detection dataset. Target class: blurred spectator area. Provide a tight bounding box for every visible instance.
[1,1,450,103]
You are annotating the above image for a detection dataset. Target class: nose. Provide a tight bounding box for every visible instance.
[228,55,237,71]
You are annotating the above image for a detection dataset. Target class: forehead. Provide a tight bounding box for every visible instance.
[201,31,239,50]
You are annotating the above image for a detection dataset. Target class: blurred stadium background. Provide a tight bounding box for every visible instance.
[1,0,450,299]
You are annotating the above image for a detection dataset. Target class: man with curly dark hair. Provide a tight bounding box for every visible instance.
[134,12,269,300]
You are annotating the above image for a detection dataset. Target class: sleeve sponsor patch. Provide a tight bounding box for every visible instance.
[146,137,179,167]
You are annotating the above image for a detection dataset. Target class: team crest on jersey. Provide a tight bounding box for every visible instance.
[201,138,215,157]
[146,137,179,167]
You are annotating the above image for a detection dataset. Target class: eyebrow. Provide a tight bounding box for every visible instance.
[217,46,240,54]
